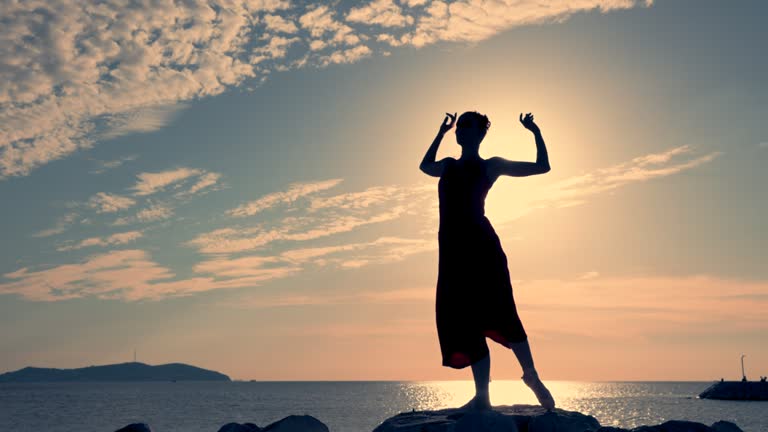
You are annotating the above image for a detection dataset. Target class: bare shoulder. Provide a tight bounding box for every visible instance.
[421,156,456,178]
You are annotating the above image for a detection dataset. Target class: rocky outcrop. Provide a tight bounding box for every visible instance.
[699,380,768,401]
[372,405,744,432]
[113,408,745,432]
[218,422,261,432]
[117,415,328,432]
[114,423,152,432]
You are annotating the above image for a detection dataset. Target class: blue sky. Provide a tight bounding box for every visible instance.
[1,0,766,380]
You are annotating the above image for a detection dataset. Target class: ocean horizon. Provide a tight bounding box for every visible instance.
[1,380,765,432]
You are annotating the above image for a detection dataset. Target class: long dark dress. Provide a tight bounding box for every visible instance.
[436,157,527,369]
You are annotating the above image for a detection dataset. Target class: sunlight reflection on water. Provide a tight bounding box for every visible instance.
[397,381,764,431]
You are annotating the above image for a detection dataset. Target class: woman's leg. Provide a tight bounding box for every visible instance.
[509,340,556,410]
[461,353,492,410]
[471,353,490,400]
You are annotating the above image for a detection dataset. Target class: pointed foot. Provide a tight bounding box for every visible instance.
[522,370,556,411]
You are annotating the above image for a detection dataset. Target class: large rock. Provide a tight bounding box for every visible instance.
[373,406,745,432]
[632,420,713,431]
[711,421,744,432]
[373,405,599,432]
[454,410,520,432]
[261,415,329,432]
[114,423,152,432]
[218,422,262,432]
[528,410,601,432]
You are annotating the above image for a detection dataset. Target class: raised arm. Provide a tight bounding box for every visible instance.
[420,112,457,177]
[486,113,550,181]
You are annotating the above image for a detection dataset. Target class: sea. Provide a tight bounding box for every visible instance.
[0,381,765,432]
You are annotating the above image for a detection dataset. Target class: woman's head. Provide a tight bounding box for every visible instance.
[455,111,490,150]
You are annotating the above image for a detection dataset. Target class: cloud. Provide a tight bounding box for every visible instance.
[346,0,414,27]
[176,172,223,197]
[31,212,81,238]
[263,14,299,33]
[227,178,343,217]
[0,1,291,180]
[190,182,433,254]
[279,236,435,268]
[403,0,652,47]
[135,203,174,223]
[1,0,652,180]
[319,45,373,66]
[487,145,721,224]
[130,167,204,196]
[218,286,434,309]
[88,192,137,213]
[299,5,358,44]
[88,154,139,175]
[56,230,143,251]
[758,142,768,149]
[0,248,298,302]
[99,104,187,140]
[192,145,716,257]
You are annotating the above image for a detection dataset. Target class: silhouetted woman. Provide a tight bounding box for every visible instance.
[419,111,555,411]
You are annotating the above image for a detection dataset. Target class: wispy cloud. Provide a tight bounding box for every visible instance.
[31,212,81,238]
[0,0,652,180]
[0,248,298,302]
[56,230,143,251]
[88,192,137,213]
[88,154,139,175]
[488,145,721,224]
[130,168,205,196]
[227,179,344,217]
[217,286,434,309]
[99,104,188,140]
[112,202,174,226]
[190,182,432,254]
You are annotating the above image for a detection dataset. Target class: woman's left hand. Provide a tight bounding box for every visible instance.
[519,112,540,133]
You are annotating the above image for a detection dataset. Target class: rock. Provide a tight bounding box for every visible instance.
[262,415,329,432]
[711,421,744,432]
[528,410,601,432]
[631,420,712,431]
[454,410,519,432]
[218,422,262,432]
[114,423,152,432]
[373,405,599,432]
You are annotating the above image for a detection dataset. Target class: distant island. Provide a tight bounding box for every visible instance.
[0,361,230,383]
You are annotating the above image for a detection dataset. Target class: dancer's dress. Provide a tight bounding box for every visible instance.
[436,157,527,369]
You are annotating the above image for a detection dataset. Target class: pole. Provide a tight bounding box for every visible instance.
[741,354,746,381]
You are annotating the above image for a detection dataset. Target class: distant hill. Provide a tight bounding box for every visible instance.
[0,362,231,383]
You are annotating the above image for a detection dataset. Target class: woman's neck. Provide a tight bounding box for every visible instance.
[460,151,481,160]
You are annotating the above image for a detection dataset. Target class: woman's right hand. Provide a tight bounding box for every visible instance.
[439,112,457,135]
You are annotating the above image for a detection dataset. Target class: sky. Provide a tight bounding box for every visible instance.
[1,0,766,381]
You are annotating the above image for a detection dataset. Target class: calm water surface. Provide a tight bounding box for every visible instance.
[0,381,765,432]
